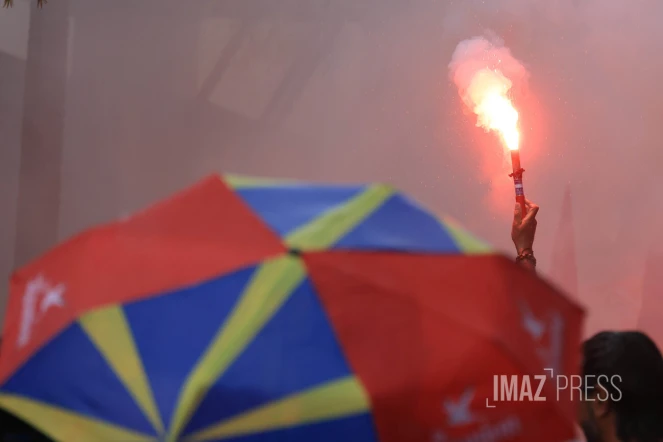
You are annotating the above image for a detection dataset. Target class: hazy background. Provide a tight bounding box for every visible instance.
[1,0,662,340]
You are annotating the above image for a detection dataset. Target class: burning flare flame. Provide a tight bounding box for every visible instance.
[466,68,520,151]
[449,36,527,152]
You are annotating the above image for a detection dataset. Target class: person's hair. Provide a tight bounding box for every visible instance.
[582,331,663,442]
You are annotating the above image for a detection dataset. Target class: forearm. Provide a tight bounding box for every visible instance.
[518,259,536,273]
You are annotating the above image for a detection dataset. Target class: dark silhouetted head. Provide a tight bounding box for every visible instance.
[579,331,663,442]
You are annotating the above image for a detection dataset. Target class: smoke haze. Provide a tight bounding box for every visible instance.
[1,0,662,339]
[448,34,528,112]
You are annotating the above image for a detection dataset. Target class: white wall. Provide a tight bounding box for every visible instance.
[0,0,30,323]
[0,0,29,60]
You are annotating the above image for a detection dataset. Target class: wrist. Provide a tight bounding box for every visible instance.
[516,246,533,256]
[515,249,536,268]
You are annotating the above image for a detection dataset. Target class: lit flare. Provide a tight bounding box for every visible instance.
[467,68,520,151]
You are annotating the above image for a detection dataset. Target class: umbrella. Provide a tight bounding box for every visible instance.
[0,174,584,442]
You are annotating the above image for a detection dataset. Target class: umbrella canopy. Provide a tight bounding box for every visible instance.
[0,175,584,442]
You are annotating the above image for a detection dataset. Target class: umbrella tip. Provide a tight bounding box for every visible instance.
[288,248,302,257]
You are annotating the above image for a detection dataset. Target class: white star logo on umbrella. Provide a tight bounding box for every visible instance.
[17,274,66,348]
